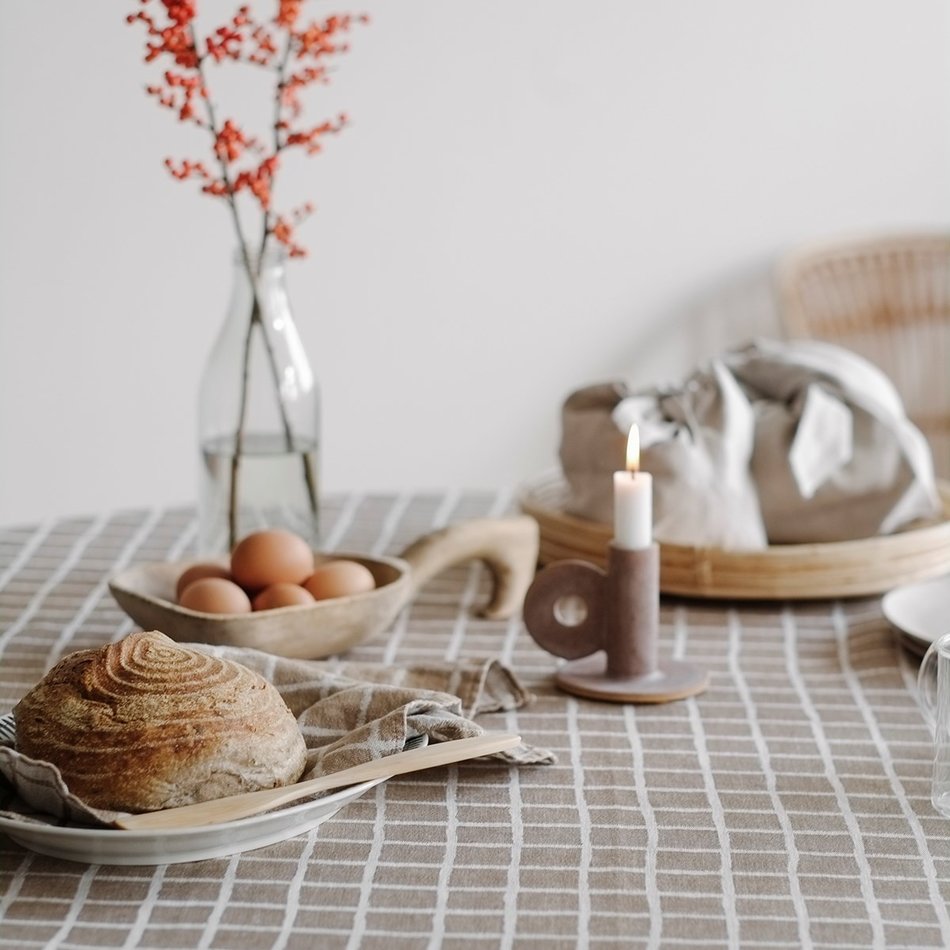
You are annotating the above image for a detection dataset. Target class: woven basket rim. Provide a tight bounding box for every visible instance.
[519,471,950,600]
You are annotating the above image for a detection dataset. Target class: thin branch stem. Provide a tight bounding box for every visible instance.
[190,24,316,547]
[269,32,321,517]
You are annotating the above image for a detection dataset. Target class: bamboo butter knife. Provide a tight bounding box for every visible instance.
[115,732,521,831]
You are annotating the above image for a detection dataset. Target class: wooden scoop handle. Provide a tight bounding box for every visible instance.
[398,516,539,619]
[114,732,521,832]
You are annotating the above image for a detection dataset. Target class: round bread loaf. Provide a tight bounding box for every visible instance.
[14,631,307,813]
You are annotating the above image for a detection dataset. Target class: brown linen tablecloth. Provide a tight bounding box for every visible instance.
[1,491,948,949]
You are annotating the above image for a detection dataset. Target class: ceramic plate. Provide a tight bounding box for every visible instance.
[0,778,382,866]
[882,573,950,655]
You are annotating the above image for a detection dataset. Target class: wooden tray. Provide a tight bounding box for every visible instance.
[519,473,950,600]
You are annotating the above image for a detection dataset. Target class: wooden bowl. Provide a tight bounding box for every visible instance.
[109,516,539,659]
[519,473,950,600]
[109,554,409,660]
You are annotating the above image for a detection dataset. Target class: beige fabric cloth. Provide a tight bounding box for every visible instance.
[560,338,940,547]
[4,505,950,947]
[0,646,554,828]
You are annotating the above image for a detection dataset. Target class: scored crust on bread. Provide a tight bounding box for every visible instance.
[13,631,307,813]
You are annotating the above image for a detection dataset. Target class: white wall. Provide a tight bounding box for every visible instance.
[2,1,948,527]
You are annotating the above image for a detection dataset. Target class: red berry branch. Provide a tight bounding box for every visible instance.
[128,0,366,259]
[127,0,367,547]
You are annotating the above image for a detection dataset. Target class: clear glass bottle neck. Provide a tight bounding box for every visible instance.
[227,246,292,326]
[233,243,288,277]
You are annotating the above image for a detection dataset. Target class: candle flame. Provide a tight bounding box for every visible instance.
[626,425,640,474]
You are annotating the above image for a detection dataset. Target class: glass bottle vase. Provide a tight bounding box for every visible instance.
[197,246,320,554]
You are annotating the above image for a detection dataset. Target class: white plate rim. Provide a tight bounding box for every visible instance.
[882,572,950,648]
[0,777,382,865]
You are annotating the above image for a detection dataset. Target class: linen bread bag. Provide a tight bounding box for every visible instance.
[559,338,940,548]
[13,630,307,813]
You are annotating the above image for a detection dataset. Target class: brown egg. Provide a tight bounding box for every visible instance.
[230,529,315,590]
[303,560,376,601]
[179,577,253,614]
[252,583,316,611]
[175,562,233,600]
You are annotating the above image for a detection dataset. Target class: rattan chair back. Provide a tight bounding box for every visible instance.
[777,233,950,476]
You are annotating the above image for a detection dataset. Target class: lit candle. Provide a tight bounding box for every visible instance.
[613,424,652,550]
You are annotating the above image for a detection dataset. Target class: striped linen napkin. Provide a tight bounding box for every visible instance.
[0,646,554,828]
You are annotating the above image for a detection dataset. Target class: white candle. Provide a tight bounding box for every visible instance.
[613,424,652,550]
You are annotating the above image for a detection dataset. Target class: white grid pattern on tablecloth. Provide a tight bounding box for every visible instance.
[1,493,949,949]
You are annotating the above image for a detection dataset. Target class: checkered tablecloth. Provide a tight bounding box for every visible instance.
[1,492,948,949]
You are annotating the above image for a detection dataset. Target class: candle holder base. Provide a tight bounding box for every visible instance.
[554,653,709,704]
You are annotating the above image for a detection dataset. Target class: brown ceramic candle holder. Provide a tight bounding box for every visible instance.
[523,542,708,703]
